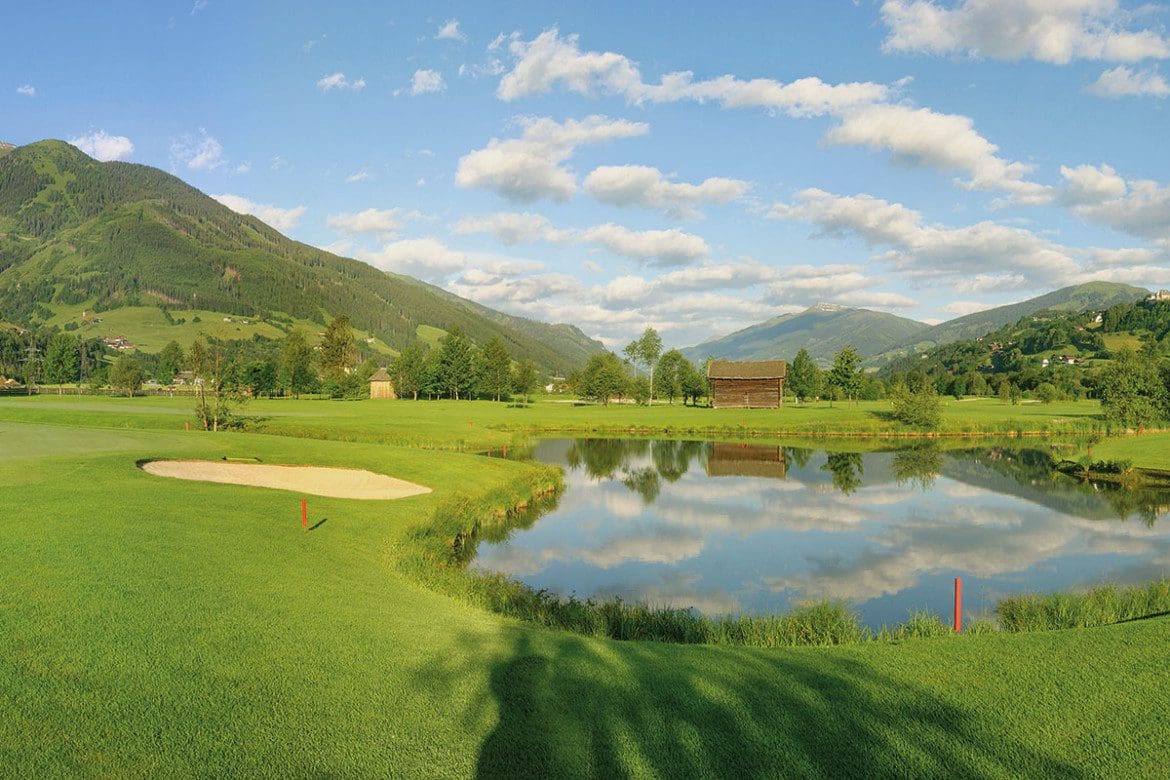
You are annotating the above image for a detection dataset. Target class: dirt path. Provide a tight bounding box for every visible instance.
[140,460,431,500]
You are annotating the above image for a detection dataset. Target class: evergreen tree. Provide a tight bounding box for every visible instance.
[436,327,477,400]
[480,336,513,401]
[788,348,824,402]
[277,330,316,398]
[42,332,79,385]
[319,315,357,381]
[828,345,863,406]
[510,359,540,404]
[390,341,429,400]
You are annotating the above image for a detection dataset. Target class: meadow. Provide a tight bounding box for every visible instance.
[1,394,1168,776]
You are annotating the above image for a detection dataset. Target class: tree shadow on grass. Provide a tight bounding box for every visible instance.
[470,630,1086,779]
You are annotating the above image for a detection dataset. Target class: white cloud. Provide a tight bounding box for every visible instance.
[16,84,35,97]
[436,19,466,42]
[497,28,889,116]
[325,208,405,240]
[1066,171,1170,243]
[69,131,134,161]
[190,0,208,15]
[583,165,748,217]
[943,300,997,316]
[170,131,225,171]
[880,0,1170,64]
[823,104,1051,202]
[1085,65,1170,98]
[212,194,306,232]
[234,162,251,174]
[346,169,371,183]
[356,238,467,279]
[410,69,446,95]
[317,72,366,92]
[455,115,648,202]
[657,260,778,291]
[455,212,552,245]
[578,224,709,266]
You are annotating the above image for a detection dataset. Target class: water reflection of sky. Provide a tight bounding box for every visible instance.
[471,439,1170,627]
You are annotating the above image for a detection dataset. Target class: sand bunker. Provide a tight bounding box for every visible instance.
[140,460,431,500]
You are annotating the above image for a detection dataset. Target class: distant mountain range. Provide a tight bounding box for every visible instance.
[682,304,928,366]
[684,283,1151,366]
[0,139,603,372]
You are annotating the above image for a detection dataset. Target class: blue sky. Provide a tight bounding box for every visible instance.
[4,1,1170,348]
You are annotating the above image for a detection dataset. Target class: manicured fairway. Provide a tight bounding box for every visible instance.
[1,402,1168,776]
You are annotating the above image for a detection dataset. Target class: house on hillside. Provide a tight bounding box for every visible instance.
[1149,289,1170,302]
[707,360,787,409]
[368,368,396,399]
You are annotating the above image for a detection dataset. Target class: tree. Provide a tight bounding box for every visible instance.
[390,342,430,400]
[890,381,942,429]
[828,345,863,406]
[1099,347,1167,430]
[278,330,316,398]
[319,315,357,382]
[243,359,277,395]
[190,337,244,431]
[636,327,663,405]
[577,352,629,404]
[679,360,706,406]
[156,340,184,385]
[653,349,687,403]
[622,341,640,377]
[42,332,79,385]
[788,348,824,403]
[510,359,540,404]
[109,354,144,397]
[435,327,478,400]
[480,336,513,402]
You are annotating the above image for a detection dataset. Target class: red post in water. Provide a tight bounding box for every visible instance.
[954,577,963,633]
[502,444,508,459]
[301,498,308,531]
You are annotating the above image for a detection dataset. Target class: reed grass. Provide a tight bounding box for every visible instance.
[997,579,1170,632]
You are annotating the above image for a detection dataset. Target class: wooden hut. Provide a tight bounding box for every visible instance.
[707,360,786,409]
[368,368,396,399]
[706,442,787,479]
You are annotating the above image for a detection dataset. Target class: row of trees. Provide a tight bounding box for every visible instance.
[386,327,540,402]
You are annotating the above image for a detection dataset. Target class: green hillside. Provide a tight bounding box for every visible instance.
[870,282,1149,364]
[0,140,603,372]
[683,304,929,365]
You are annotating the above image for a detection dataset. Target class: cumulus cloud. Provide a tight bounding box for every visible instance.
[823,104,1051,202]
[771,187,1081,283]
[356,238,467,279]
[497,28,889,115]
[880,0,1170,64]
[410,69,446,95]
[346,169,371,183]
[1085,65,1170,98]
[455,212,552,245]
[436,19,466,42]
[16,84,36,97]
[170,130,225,171]
[212,194,306,231]
[455,115,648,202]
[1062,167,1170,243]
[69,131,134,161]
[317,72,366,91]
[583,165,748,217]
[325,208,404,240]
[943,300,997,317]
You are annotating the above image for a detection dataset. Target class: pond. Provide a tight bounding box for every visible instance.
[472,439,1170,628]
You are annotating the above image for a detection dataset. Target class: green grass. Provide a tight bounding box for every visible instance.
[998,580,1170,632]
[1,399,1168,775]
[1093,432,1170,472]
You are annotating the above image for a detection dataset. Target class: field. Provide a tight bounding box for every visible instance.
[1,395,1168,776]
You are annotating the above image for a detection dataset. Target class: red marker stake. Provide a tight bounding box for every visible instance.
[954,577,963,633]
[301,498,308,531]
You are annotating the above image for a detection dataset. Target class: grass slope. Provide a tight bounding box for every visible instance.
[683,305,928,365]
[871,282,1149,364]
[0,409,1167,776]
[0,140,601,372]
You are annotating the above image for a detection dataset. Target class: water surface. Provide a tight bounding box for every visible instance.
[473,439,1170,627]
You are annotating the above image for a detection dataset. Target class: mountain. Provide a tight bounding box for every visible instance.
[869,282,1150,364]
[682,303,930,365]
[0,139,603,372]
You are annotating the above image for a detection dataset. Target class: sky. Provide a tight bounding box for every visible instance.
[3,0,1170,349]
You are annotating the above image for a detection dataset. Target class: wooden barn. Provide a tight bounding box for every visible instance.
[368,368,396,399]
[706,442,787,479]
[707,360,786,409]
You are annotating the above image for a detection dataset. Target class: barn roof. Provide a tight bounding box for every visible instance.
[368,368,392,382]
[707,359,787,379]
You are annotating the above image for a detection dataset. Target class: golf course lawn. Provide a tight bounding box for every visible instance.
[1,399,1169,776]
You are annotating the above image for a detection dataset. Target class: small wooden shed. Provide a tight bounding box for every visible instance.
[368,368,396,399]
[707,359,786,409]
[706,442,787,479]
